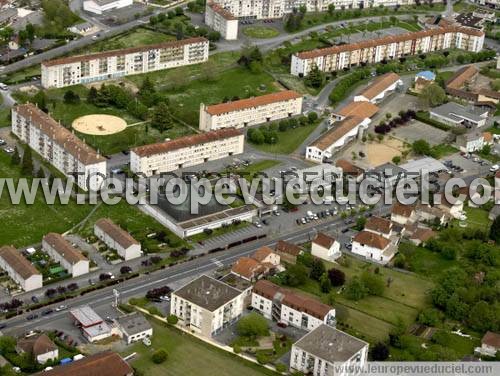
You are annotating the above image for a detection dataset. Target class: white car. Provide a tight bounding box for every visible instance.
[0,83,8,91]
[490,164,499,172]
[254,221,262,228]
[55,305,67,312]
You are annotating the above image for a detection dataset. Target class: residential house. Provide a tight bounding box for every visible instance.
[0,246,42,292]
[364,216,393,239]
[252,280,336,331]
[42,233,89,277]
[351,230,396,265]
[252,246,280,266]
[477,331,500,357]
[335,159,365,182]
[437,193,465,219]
[311,233,340,261]
[275,240,303,264]
[94,218,141,261]
[391,203,416,226]
[231,246,280,281]
[408,227,436,246]
[16,334,58,364]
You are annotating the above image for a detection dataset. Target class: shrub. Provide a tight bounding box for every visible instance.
[151,349,168,364]
[256,352,269,364]
[167,314,178,325]
[328,268,346,286]
[275,363,287,373]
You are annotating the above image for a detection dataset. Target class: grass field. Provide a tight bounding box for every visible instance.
[462,205,491,229]
[243,26,280,39]
[429,144,459,159]
[0,107,10,128]
[238,160,281,177]
[1,65,41,85]
[87,28,175,53]
[398,242,458,278]
[125,319,277,376]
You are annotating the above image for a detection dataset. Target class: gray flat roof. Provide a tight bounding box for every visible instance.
[70,306,103,327]
[400,157,448,174]
[173,275,242,312]
[116,312,151,336]
[430,102,486,123]
[293,324,368,363]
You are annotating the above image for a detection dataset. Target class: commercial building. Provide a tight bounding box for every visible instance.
[130,128,244,176]
[16,334,58,364]
[83,0,133,15]
[41,37,209,89]
[429,102,489,128]
[399,157,448,175]
[70,306,116,343]
[199,90,303,131]
[0,246,42,292]
[252,280,336,331]
[456,131,485,153]
[33,351,133,376]
[311,233,340,261]
[354,73,402,103]
[94,218,142,261]
[291,26,485,76]
[42,233,89,277]
[290,324,369,376]
[330,101,379,123]
[170,275,246,337]
[352,230,396,265]
[205,3,238,40]
[12,104,107,191]
[115,313,153,344]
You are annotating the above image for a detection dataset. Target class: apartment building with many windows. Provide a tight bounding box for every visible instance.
[41,37,209,89]
[205,2,239,40]
[199,90,303,131]
[130,128,244,176]
[0,246,42,292]
[42,233,90,278]
[291,26,485,76]
[170,275,247,338]
[11,104,107,191]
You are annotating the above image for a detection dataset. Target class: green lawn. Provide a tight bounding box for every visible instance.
[238,160,281,178]
[0,107,10,128]
[243,26,280,39]
[0,65,41,85]
[461,205,491,230]
[124,319,278,376]
[430,144,458,159]
[250,122,322,155]
[398,242,458,278]
[86,28,175,53]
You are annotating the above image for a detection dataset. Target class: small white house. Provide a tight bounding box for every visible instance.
[311,233,340,261]
[477,331,500,357]
[352,230,396,265]
[16,334,58,364]
[116,313,153,344]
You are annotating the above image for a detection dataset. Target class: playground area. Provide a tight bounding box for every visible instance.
[72,114,127,136]
[365,137,406,167]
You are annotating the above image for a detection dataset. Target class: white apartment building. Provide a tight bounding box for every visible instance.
[311,232,340,261]
[94,218,142,260]
[170,275,246,337]
[130,128,244,176]
[353,73,402,103]
[205,3,239,40]
[252,280,336,331]
[290,324,369,376]
[199,90,303,131]
[352,230,396,265]
[0,246,42,292]
[42,233,90,278]
[11,104,107,191]
[41,37,209,89]
[291,26,485,76]
[83,0,133,14]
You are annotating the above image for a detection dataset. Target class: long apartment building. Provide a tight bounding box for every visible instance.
[252,280,336,331]
[205,2,239,40]
[0,246,42,292]
[41,37,209,89]
[130,128,244,176]
[291,26,485,76]
[210,0,441,19]
[42,233,90,277]
[199,90,303,131]
[12,104,107,191]
[94,218,142,261]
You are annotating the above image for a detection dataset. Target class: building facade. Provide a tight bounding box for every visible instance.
[311,233,341,261]
[116,313,153,344]
[291,26,485,76]
[199,90,303,131]
[353,72,402,103]
[94,218,142,260]
[351,230,395,264]
[41,37,209,89]
[11,104,107,191]
[0,246,42,292]
[252,280,336,331]
[170,275,246,337]
[205,3,239,40]
[130,128,244,176]
[83,0,133,15]
[42,233,90,277]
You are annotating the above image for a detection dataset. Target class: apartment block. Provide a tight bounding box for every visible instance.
[291,26,485,76]
[252,280,336,331]
[0,246,42,292]
[41,37,209,89]
[11,104,107,191]
[42,233,90,278]
[205,3,239,40]
[170,275,246,337]
[94,218,142,261]
[290,324,369,376]
[199,90,303,131]
[130,128,244,176]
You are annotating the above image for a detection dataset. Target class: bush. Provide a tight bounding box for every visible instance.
[237,313,269,337]
[151,349,168,364]
[275,363,287,373]
[167,314,178,325]
[328,268,346,286]
[256,352,269,364]
[233,344,241,353]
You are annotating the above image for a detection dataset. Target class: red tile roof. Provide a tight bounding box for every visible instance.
[358,73,401,101]
[0,246,40,279]
[365,216,392,235]
[353,231,390,250]
[310,116,363,150]
[482,331,500,349]
[313,232,336,249]
[204,90,302,116]
[42,37,208,67]
[231,257,261,280]
[275,240,302,257]
[95,218,139,249]
[208,2,237,20]
[446,65,479,90]
[17,334,57,357]
[336,101,379,119]
[392,202,415,218]
[43,233,88,264]
[335,159,364,176]
[252,246,274,263]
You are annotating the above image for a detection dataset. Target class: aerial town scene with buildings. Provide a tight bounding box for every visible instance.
[0,0,500,375]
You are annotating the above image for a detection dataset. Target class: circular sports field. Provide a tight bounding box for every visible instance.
[243,26,280,39]
[72,114,127,136]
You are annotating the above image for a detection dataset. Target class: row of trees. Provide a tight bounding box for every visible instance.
[374,110,416,135]
[329,68,371,104]
[45,283,79,298]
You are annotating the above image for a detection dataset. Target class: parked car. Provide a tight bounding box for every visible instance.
[42,309,53,316]
[31,296,39,303]
[254,221,262,228]
[55,305,67,312]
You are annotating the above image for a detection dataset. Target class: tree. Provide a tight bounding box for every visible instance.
[151,349,168,364]
[307,111,318,124]
[310,258,326,281]
[20,146,33,176]
[419,83,447,108]
[10,146,21,166]
[412,139,431,156]
[417,308,442,326]
[167,314,178,325]
[237,313,269,337]
[328,268,346,286]
[248,128,265,145]
[345,277,368,300]
[371,342,389,360]
[208,31,221,42]
[33,91,48,112]
[320,273,332,293]
[282,263,308,287]
[87,87,98,104]
[468,301,495,332]
[63,90,80,104]
[305,65,324,88]
[489,215,500,243]
[151,103,172,132]
[355,216,366,231]
[360,271,384,296]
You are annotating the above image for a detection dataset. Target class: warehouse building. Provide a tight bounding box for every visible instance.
[353,73,403,104]
[0,246,42,292]
[94,218,141,261]
[83,0,133,15]
[42,233,89,277]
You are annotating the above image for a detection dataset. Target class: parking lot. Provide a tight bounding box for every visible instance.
[391,120,450,146]
[445,153,493,179]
